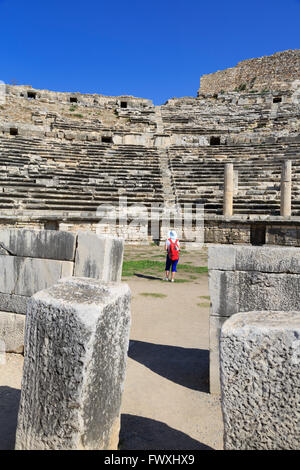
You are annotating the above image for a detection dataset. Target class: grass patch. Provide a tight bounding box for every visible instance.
[199,295,210,300]
[140,293,167,299]
[122,260,160,277]
[197,302,210,308]
[122,260,208,277]
[176,264,207,274]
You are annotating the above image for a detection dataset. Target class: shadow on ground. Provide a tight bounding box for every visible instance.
[119,414,213,450]
[0,386,20,450]
[128,340,209,393]
[133,273,162,281]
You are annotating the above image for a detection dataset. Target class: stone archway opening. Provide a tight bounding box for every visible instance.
[210,136,221,146]
[250,225,266,245]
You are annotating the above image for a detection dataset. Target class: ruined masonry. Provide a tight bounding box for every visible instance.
[209,245,300,449]
[0,228,124,353]
[208,245,300,394]
[0,49,299,450]
[0,49,299,245]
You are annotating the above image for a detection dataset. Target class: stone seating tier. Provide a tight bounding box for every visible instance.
[1,136,300,216]
[169,142,300,215]
[0,137,165,211]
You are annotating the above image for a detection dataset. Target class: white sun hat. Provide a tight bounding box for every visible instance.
[168,230,177,240]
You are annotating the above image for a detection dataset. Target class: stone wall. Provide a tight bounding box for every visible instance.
[0,229,124,352]
[0,83,156,144]
[6,84,153,109]
[1,214,300,246]
[205,216,300,246]
[198,50,300,95]
[208,245,300,393]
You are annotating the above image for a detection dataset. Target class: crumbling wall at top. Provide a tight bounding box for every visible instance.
[198,49,300,95]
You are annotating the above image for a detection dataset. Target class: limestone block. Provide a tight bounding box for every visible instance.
[0,312,26,353]
[208,245,237,271]
[0,255,74,296]
[209,270,239,316]
[220,311,300,450]
[74,232,124,282]
[208,245,300,273]
[210,269,300,316]
[0,229,76,261]
[0,293,28,314]
[238,271,300,313]
[235,245,300,274]
[15,277,131,450]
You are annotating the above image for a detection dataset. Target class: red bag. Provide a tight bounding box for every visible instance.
[168,239,179,261]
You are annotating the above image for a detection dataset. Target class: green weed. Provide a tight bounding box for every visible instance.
[139,293,167,298]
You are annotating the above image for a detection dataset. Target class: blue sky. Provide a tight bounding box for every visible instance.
[0,0,299,104]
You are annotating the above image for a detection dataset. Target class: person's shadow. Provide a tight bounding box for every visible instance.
[128,340,209,393]
[134,273,162,281]
[119,414,213,450]
[0,387,213,450]
[0,386,21,450]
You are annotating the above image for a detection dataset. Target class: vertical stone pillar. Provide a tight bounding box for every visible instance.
[15,277,131,450]
[223,163,233,217]
[280,160,292,217]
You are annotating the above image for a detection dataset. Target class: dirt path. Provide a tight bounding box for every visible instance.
[119,274,223,450]
[0,245,224,450]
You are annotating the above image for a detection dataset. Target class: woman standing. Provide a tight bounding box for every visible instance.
[164,230,180,282]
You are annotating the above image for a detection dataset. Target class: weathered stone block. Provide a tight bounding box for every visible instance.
[210,270,300,316]
[238,271,300,312]
[209,270,239,316]
[0,311,26,353]
[0,255,73,296]
[235,245,300,273]
[208,245,237,271]
[15,277,131,450]
[209,245,300,273]
[220,311,300,450]
[0,229,76,261]
[0,293,28,314]
[74,232,124,282]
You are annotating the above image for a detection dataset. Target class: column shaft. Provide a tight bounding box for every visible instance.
[280,161,292,217]
[223,163,234,217]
